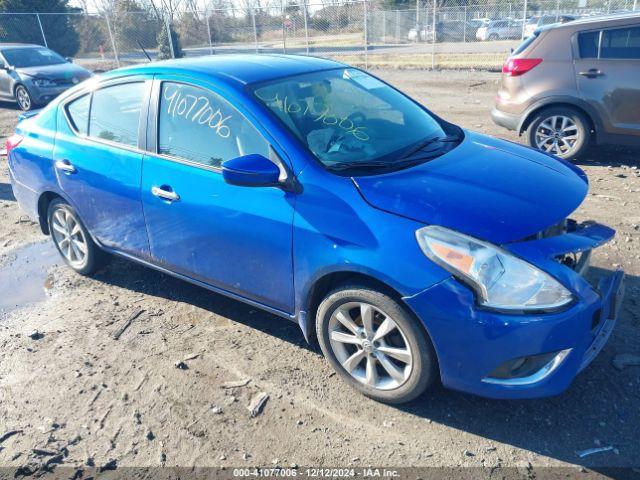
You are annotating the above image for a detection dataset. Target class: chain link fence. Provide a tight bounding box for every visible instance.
[0,0,638,72]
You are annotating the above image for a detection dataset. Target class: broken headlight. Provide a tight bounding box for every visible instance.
[416,226,574,312]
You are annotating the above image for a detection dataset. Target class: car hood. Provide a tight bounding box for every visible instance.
[352,130,588,245]
[17,63,92,82]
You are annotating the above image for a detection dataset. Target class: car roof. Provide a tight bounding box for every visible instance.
[104,54,346,89]
[548,12,639,30]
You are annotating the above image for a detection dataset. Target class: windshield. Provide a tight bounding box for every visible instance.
[2,47,66,68]
[253,68,459,173]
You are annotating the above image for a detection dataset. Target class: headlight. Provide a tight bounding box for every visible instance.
[33,78,56,88]
[416,226,574,311]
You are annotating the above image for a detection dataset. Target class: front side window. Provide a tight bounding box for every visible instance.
[66,94,90,135]
[1,47,66,68]
[158,82,269,168]
[253,68,458,173]
[601,26,640,59]
[89,83,144,147]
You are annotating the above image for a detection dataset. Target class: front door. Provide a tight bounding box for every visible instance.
[575,25,640,137]
[141,79,295,313]
[53,79,151,258]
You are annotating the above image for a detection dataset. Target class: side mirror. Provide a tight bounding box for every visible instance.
[222,154,281,188]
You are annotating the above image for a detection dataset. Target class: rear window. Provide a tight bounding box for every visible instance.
[513,32,538,55]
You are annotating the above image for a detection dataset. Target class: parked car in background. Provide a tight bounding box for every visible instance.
[0,43,92,111]
[524,14,577,37]
[468,18,490,38]
[407,25,430,42]
[492,13,640,159]
[434,21,478,42]
[8,55,624,403]
[476,19,522,40]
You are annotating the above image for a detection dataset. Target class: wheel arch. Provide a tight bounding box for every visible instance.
[300,270,436,349]
[37,191,69,235]
[517,98,601,141]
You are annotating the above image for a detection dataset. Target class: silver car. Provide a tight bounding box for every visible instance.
[0,43,92,111]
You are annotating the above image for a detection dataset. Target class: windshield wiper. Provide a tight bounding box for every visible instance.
[400,134,461,160]
[328,160,394,172]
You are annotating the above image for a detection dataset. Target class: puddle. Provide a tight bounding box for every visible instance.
[0,241,61,315]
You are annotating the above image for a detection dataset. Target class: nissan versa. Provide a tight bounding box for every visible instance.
[7,55,625,403]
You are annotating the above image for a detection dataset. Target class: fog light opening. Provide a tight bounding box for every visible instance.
[482,349,572,386]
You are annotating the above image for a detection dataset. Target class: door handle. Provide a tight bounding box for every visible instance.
[151,185,180,202]
[54,159,76,173]
[579,69,604,78]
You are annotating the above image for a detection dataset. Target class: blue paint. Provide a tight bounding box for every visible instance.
[7,54,623,399]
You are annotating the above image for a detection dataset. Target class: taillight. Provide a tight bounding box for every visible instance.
[5,134,23,156]
[502,58,542,76]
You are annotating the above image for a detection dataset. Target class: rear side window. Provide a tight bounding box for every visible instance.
[66,94,90,135]
[601,26,640,59]
[578,31,599,58]
[158,82,270,168]
[89,83,144,147]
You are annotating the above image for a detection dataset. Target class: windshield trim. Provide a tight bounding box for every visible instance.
[247,67,458,177]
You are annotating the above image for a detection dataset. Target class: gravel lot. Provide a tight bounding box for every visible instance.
[0,69,639,477]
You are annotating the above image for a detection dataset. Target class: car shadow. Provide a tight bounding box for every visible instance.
[92,256,317,352]
[576,144,640,168]
[93,258,639,471]
[0,100,21,111]
[0,182,16,201]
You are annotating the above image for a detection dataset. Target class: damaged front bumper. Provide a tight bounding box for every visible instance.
[405,221,624,399]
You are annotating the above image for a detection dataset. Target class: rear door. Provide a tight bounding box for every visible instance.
[53,77,151,258]
[140,77,295,313]
[574,25,640,137]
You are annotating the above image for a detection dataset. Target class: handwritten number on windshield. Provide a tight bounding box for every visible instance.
[257,91,369,142]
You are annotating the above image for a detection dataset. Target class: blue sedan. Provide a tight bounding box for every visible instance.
[7,55,624,403]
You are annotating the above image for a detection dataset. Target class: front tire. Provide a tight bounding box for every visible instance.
[15,85,33,111]
[316,285,438,404]
[47,199,106,275]
[526,106,590,160]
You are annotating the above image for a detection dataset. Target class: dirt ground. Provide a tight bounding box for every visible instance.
[0,69,639,477]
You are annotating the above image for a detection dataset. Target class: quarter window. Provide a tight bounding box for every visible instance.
[66,94,90,135]
[158,82,269,168]
[578,31,599,59]
[89,82,144,147]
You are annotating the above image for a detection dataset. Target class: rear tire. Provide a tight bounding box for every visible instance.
[47,198,106,275]
[15,85,33,111]
[316,285,438,404]
[526,106,590,160]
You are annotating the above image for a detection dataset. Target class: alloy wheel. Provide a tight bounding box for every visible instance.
[328,302,413,390]
[535,115,579,156]
[51,207,88,268]
[16,87,31,111]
